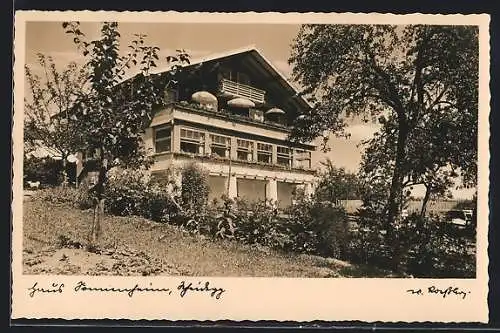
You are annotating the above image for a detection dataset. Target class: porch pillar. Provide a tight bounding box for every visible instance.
[266,178,278,204]
[172,125,181,153]
[227,174,238,199]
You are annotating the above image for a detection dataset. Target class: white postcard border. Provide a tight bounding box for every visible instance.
[12,11,491,322]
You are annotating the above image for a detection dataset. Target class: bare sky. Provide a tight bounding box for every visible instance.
[24,21,475,200]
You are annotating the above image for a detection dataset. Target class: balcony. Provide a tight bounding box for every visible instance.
[219,79,266,104]
[153,151,316,174]
[173,101,291,132]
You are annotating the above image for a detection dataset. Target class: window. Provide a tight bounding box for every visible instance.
[294,149,312,169]
[257,142,272,164]
[180,128,205,155]
[210,134,231,158]
[277,146,291,167]
[237,139,254,161]
[154,126,171,153]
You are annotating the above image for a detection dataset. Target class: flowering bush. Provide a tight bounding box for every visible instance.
[105,167,179,222]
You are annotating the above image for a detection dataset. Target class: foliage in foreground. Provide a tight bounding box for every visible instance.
[36,174,349,260]
[347,210,475,278]
[289,24,478,236]
[24,156,65,187]
[36,168,475,278]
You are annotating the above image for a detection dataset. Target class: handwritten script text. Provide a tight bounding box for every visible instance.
[27,280,226,300]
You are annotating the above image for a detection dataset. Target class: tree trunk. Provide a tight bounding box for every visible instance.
[62,157,68,187]
[420,185,431,217]
[386,120,409,273]
[386,121,409,228]
[90,152,108,245]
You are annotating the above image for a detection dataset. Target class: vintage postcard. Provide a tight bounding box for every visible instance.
[12,11,490,322]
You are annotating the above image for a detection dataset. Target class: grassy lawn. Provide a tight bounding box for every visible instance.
[23,197,391,277]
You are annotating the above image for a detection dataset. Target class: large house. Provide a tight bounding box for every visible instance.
[78,46,317,209]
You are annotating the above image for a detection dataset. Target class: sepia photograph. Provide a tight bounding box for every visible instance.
[12,11,490,322]
[21,18,481,279]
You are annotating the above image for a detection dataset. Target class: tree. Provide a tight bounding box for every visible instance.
[314,159,361,204]
[360,112,458,218]
[61,21,190,243]
[289,24,478,232]
[24,55,88,185]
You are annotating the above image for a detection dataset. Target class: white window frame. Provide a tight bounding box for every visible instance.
[257,142,273,164]
[277,145,292,167]
[236,139,254,161]
[209,133,231,158]
[180,127,205,155]
[294,149,312,169]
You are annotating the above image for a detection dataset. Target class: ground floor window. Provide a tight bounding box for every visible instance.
[154,126,171,153]
[257,142,272,164]
[237,178,266,202]
[277,181,297,209]
[180,128,205,155]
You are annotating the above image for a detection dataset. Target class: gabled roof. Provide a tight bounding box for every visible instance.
[150,45,312,112]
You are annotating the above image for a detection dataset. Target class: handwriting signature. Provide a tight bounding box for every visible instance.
[27,280,225,299]
[27,282,64,298]
[406,286,470,299]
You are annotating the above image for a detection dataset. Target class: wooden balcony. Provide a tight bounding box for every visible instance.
[219,79,266,104]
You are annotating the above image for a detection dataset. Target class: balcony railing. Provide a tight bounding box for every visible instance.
[219,79,266,104]
[174,101,290,131]
[153,151,315,173]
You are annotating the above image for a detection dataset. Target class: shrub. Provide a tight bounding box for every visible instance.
[230,198,289,249]
[105,167,179,222]
[401,214,475,278]
[285,199,349,257]
[345,208,390,267]
[180,163,210,215]
[194,196,349,258]
[345,210,476,278]
[24,156,65,187]
[34,184,93,209]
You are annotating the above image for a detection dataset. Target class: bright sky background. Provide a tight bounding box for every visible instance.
[24,21,475,199]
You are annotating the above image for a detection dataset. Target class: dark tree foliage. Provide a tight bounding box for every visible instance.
[61,21,190,243]
[314,159,362,204]
[24,55,88,184]
[289,25,478,231]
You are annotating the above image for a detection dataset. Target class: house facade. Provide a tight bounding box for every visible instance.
[142,47,317,208]
[72,47,317,208]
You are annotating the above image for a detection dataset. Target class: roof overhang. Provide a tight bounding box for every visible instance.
[149,46,312,112]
